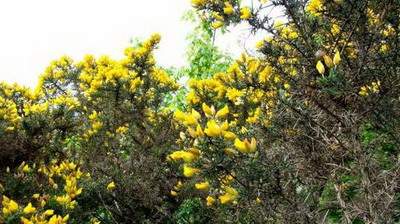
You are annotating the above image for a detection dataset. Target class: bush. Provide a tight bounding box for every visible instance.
[1,0,400,223]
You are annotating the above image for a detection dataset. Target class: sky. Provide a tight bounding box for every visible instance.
[0,0,260,88]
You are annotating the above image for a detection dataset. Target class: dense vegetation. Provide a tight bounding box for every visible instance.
[1,0,400,223]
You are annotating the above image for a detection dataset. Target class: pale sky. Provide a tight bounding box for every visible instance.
[0,0,261,88]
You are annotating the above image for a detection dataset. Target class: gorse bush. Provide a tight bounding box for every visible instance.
[1,0,400,223]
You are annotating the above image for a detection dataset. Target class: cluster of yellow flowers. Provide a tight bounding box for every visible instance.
[84,110,103,138]
[34,34,178,103]
[169,95,261,205]
[0,95,20,132]
[306,0,325,17]
[315,50,341,75]
[187,54,280,124]
[1,161,88,224]
[359,81,381,97]
[2,194,70,224]
[74,34,179,142]
[0,77,81,137]
[190,0,257,29]
[164,40,310,205]
[0,82,37,132]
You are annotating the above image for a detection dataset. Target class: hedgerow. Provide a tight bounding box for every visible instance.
[1,0,400,223]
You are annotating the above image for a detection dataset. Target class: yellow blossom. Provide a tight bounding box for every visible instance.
[23,202,36,214]
[219,187,238,204]
[323,55,334,68]
[216,105,229,119]
[44,209,55,216]
[316,60,325,75]
[223,131,236,140]
[107,181,116,191]
[331,23,340,35]
[380,43,389,53]
[240,7,252,20]
[195,181,210,191]
[2,196,19,217]
[183,165,200,177]
[191,0,207,7]
[206,195,215,206]
[234,138,257,153]
[20,217,33,224]
[22,164,31,173]
[32,194,40,199]
[226,88,244,102]
[168,150,198,163]
[306,0,324,16]
[202,103,215,117]
[211,21,224,29]
[170,190,178,196]
[223,2,234,15]
[204,120,222,137]
[333,50,341,65]
[48,214,69,224]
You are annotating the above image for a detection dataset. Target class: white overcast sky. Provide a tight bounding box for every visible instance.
[0,0,262,88]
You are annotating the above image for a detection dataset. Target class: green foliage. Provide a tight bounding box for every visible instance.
[172,198,210,224]
[182,10,232,79]
[165,10,232,109]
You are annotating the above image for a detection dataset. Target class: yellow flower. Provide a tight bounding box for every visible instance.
[202,103,215,117]
[223,131,236,140]
[195,181,210,191]
[32,193,40,199]
[211,21,224,29]
[259,65,272,83]
[23,202,36,214]
[316,60,325,75]
[240,7,252,20]
[331,23,340,35]
[255,40,265,49]
[333,50,341,65]
[306,0,324,16]
[174,110,200,126]
[226,88,244,102]
[43,209,55,216]
[223,2,234,15]
[216,105,229,119]
[204,120,222,137]
[371,81,380,93]
[2,196,19,212]
[22,164,31,173]
[206,195,215,206]
[186,91,200,105]
[234,138,257,153]
[380,44,389,53]
[115,126,129,134]
[323,55,334,68]
[188,124,205,138]
[168,150,198,163]
[48,214,69,224]
[107,181,116,191]
[170,190,178,197]
[21,217,33,224]
[191,0,206,6]
[219,187,238,204]
[183,165,200,177]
